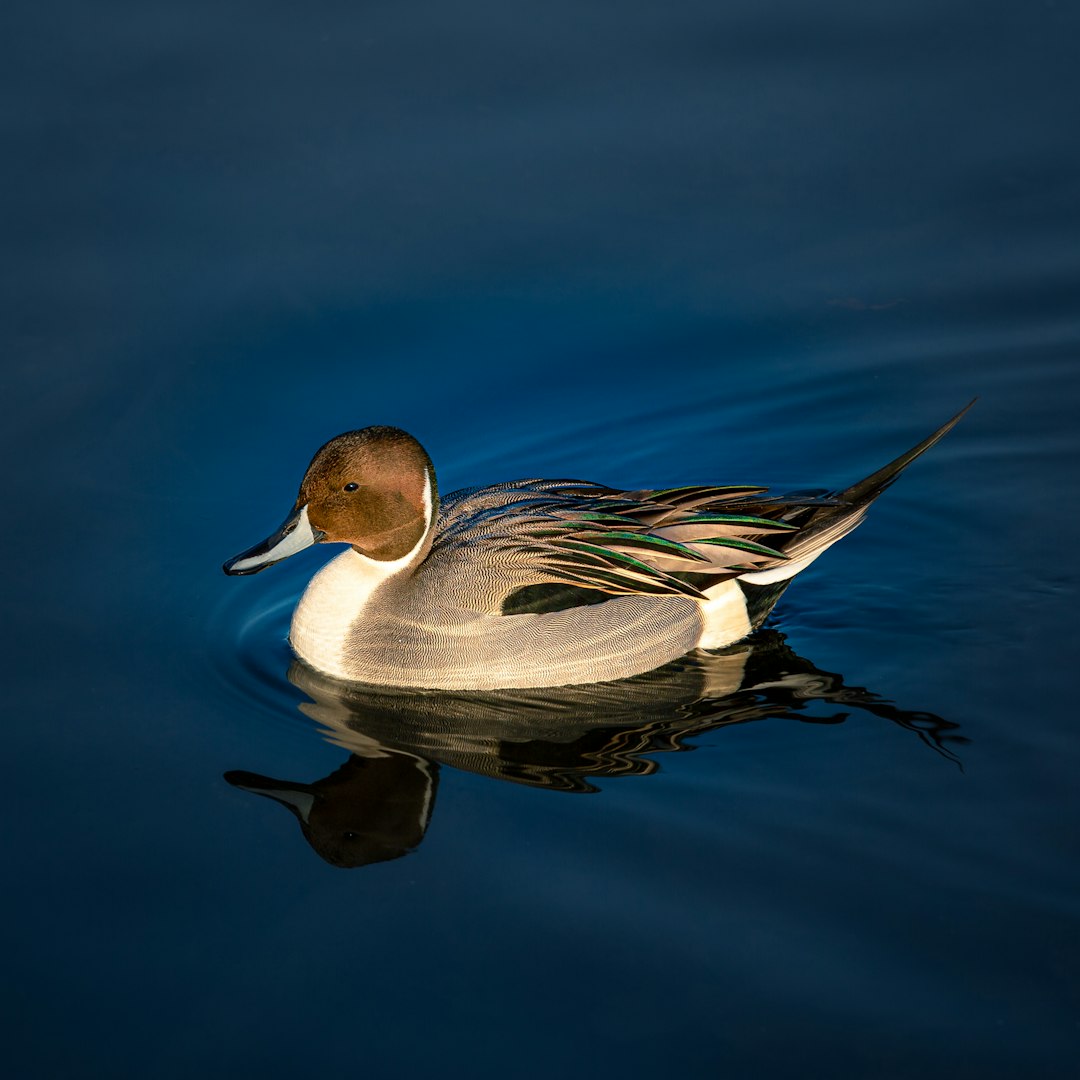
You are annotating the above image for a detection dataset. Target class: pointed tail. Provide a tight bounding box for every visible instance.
[838,398,976,506]
[736,399,975,595]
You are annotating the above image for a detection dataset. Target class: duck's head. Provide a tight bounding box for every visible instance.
[223,426,437,575]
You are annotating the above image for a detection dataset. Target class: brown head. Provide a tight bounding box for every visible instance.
[223,426,438,575]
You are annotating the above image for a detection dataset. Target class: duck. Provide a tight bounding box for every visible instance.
[224,402,972,691]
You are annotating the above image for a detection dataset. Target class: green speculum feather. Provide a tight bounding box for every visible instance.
[692,537,790,559]
[560,539,672,574]
[572,512,640,525]
[679,513,798,530]
[575,530,708,561]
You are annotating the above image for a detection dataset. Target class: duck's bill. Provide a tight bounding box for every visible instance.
[224,771,316,823]
[223,504,325,576]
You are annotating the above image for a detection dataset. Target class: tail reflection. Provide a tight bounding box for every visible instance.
[225,630,963,868]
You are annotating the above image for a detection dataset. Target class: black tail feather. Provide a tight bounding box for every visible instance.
[839,399,976,506]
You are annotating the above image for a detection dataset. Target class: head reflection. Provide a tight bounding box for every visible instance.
[225,631,963,868]
[226,753,436,869]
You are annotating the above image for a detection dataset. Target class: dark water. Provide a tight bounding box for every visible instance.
[5,2,1079,1076]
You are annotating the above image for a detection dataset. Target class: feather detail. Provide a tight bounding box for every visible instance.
[569,531,711,563]
[427,401,971,607]
[688,537,790,560]
[671,513,798,530]
[426,477,813,602]
[643,484,770,502]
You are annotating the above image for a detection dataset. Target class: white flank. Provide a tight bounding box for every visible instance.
[738,550,822,586]
[739,504,869,585]
[290,470,433,679]
[696,578,752,651]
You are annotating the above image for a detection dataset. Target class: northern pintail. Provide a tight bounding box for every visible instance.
[224,403,972,690]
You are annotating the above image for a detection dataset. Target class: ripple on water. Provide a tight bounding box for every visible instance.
[205,559,318,734]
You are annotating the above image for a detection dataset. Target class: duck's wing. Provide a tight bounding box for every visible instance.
[428,401,974,609]
[429,479,830,603]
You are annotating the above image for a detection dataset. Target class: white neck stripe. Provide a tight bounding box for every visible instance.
[288,468,434,679]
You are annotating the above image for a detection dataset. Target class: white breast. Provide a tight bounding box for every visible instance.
[290,550,383,677]
[289,470,433,679]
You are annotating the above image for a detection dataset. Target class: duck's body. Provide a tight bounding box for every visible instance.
[225,405,971,690]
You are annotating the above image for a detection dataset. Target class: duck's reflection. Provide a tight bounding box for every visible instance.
[225,630,963,868]
[227,755,438,868]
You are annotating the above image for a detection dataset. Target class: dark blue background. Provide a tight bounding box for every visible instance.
[4,2,1078,1077]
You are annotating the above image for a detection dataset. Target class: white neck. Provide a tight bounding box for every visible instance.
[289,470,433,679]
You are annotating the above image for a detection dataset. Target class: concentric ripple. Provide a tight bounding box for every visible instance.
[205,559,316,731]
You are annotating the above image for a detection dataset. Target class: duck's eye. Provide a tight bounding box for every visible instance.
[343,482,360,493]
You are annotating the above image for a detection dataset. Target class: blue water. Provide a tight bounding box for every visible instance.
[5,2,1079,1077]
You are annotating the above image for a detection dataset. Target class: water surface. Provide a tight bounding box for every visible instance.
[4,2,1079,1077]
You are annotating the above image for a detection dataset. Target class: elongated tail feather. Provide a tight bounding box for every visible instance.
[839,399,975,506]
[740,400,974,587]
